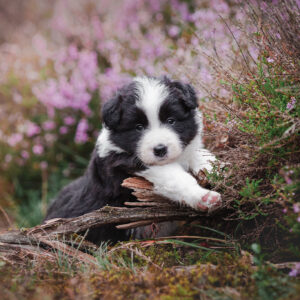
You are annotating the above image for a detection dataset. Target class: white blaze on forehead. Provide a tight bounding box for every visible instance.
[134,77,169,128]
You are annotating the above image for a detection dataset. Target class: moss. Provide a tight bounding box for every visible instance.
[0,246,298,300]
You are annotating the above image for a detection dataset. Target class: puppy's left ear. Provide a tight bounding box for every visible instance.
[172,81,198,109]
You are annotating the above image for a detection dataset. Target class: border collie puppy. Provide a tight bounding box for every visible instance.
[44,76,221,243]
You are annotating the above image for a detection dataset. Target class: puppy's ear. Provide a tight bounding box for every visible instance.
[173,81,198,109]
[163,77,198,109]
[102,94,123,129]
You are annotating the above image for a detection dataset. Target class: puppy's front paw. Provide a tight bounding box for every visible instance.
[187,189,222,212]
[198,191,222,211]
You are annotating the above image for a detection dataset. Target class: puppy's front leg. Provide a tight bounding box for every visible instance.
[136,163,221,211]
[189,148,217,174]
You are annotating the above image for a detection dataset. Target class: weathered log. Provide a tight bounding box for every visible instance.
[0,174,218,263]
[27,205,202,236]
[0,205,203,264]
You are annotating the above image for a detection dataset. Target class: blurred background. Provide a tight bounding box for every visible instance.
[0,0,298,233]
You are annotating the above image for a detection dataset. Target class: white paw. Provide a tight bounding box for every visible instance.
[186,190,222,212]
[200,191,222,210]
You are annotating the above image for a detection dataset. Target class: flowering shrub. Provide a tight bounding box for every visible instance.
[1,0,256,166]
[0,0,255,221]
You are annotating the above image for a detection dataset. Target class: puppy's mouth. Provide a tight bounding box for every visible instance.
[142,155,179,166]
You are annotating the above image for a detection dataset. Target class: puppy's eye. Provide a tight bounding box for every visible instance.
[167,118,175,125]
[136,124,144,131]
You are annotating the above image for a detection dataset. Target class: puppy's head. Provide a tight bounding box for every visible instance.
[102,76,199,166]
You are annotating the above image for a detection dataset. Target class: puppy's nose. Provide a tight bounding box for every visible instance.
[153,144,167,157]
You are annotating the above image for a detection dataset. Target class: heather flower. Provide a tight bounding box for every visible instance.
[260,2,268,12]
[77,51,98,91]
[64,116,76,125]
[168,25,180,37]
[284,175,293,185]
[26,122,41,137]
[227,119,237,129]
[7,133,23,147]
[286,97,296,110]
[44,134,55,143]
[289,269,298,277]
[68,44,79,60]
[32,144,44,155]
[75,118,89,143]
[21,150,29,159]
[30,0,249,108]
[5,154,12,163]
[42,120,55,131]
[59,126,68,135]
[99,69,130,101]
[32,34,49,58]
[32,48,99,116]
[12,91,23,103]
[40,161,48,169]
[289,263,300,277]
[213,0,230,13]
[267,57,274,63]
[293,203,300,213]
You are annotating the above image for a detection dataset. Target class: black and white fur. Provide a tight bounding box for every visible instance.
[44,76,221,243]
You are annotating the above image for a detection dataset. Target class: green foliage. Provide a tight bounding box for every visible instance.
[239,178,262,200]
[232,59,299,146]
[14,169,72,227]
[221,52,300,243]
[251,243,296,300]
[16,190,44,227]
[94,242,113,270]
[229,58,299,227]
